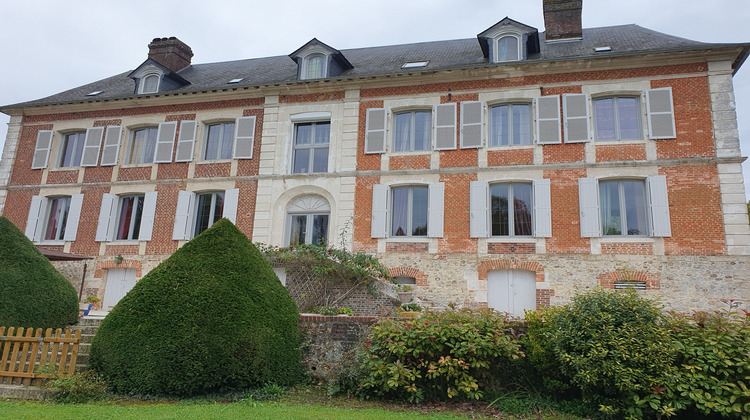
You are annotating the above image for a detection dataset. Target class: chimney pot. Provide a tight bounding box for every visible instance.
[543,0,583,41]
[147,37,193,72]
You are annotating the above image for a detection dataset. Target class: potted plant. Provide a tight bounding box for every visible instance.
[396,285,413,303]
[80,295,100,316]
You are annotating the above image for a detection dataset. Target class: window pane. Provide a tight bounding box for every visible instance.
[307,56,324,79]
[617,97,640,140]
[219,123,234,159]
[129,130,144,164]
[194,194,213,236]
[45,197,70,241]
[293,149,310,173]
[623,181,648,235]
[205,125,221,160]
[116,196,135,240]
[512,105,531,145]
[491,184,509,236]
[131,196,143,240]
[143,128,157,163]
[290,215,307,246]
[392,188,409,236]
[411,187,428,236]
[595,98,616,141]
[312,215,329,246]
[312,148,328,173]
[143,75,159,93]
[600,181,622,235]
[61,133,84,167]
[212,193,224,225]
[490,105,509,146]
[393,113,411,152]
[497,36,519,61]
[314,122,330,144]
[295,123,312,145]
[513,184,533,236]
[413,112,431,151]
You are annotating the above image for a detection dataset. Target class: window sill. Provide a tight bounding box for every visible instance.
[486,145,534,150]
[388,151,431,157]
[486,237,537,242]
[106,241,141,245]
[198,159,233,164]
[385,237,429,243]
[594,139,646,144]
[599,236,653,241]
[37,240,65,246]
[121,163,155,168]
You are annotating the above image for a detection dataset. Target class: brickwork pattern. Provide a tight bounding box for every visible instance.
[235,179,257,240]
[389,155,430,170]
[438,172,478,253]
[45,170,79,185]
[352,176,379,252]
[279,91,345,103]
[600,242,653,255]
[70,186,110,255]
[104,244,140,256]
[653,77,715,159]
[3,189,40,229]
[194,162,231,178]
[487,148,534,166]
[543,143,585,164]
[389,266,428,286]
[117,167,151,181]
[488,242,536,254]
[236,108,264,176]
[356,101,384,171]
[477,259,545,282]
[544,168,590,253]
[94,259,143,278]
[536,288,555,307]
[598,270,661,290]
[386,242,428,253]
[9,124,49,186]
[439,93,479,168]
[145,183,181,255]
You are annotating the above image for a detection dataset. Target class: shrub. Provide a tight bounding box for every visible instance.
[43,370,108,403]
[0,216,78,329]
[357,307,524,402]
[89,219,303,396]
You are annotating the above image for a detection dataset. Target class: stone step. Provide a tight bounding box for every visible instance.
[0,384,52,400]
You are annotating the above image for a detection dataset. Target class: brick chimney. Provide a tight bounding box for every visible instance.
[542,0,583,41]
[147,37,193,72]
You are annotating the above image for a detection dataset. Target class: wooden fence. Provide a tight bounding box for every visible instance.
[0,327,80,386]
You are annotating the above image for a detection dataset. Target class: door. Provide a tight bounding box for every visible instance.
[102,268,136,310]
[487,269,536,317]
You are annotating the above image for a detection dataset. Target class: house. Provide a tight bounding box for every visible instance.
[1,0,748,315]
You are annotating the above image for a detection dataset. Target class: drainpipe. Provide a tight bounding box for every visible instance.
[78,262,88,301]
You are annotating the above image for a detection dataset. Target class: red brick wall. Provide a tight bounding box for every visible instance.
[145,183,182,255]
[438,173,477,253]
[70,186,110,255]
[194,162,231,178]
[390,155,430,170]
[477,259,545,283]
[439,93,478,168]
[488,242,536,254]
[487,148,533,166]
[596,143,646,162]
[389,267,428,286]
[117,167,151,181]
[544,168,590,253]
[3,189,39,229]
[385,242,428,252]
[653,77,715,159]
[598,270,661,290]
[352,176,379,252]
[279,91,345,103]
[82,166,113,183]
[236,108,264,177]
[235,179,257,240]
[45,170,79,184]
[357,101,384,171]
[536,289,555,307]
[601,242,653,255]
[543,143,585,164]
[9,124,49,186]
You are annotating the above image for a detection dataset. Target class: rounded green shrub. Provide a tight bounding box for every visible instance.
[89,218,303,396]
[0,216,78,328]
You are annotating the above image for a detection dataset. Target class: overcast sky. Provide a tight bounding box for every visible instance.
[1,0,749,196]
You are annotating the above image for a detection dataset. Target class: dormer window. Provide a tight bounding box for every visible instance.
[289,38,353,81]
[140,74,160,94]
[304,54,326,79]
[477,18,540,65]
[496,35,520,62]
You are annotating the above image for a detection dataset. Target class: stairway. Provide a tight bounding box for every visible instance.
[70,316,104,371]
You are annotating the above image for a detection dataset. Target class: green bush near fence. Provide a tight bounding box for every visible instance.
[0,216,78,329]
[89,218,303,396]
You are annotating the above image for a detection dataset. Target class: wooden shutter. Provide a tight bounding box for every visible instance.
[433,103,457,150]
[25,195,46,241]
[81,127,104,167]
[533,179,552,237]
[63,194,84,241]
[563,94,590,143]
[365,108,387,154]
[371,184,389,238]
[578,178,601,237]
[460,101,483,148]
[138,191,158,241]
[233,116,256,159]
[154,121,177,163]
[427,182,444,238]
[95,193,118,242]
[100,126,122,166]
[31,130,53,169]
[174,120,197,162]
[172,190,194,240]
[647,175,672,237]
[469,180,489,238]
[646,88,676,139]
[222,188,240,224]
[535,95,561,144]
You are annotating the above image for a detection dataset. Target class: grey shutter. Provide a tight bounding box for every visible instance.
[533,179,552,237]
[563,94,590,143]
[174,120,197,162]
[535,95,561,144]
[646,88,676,139]
[31,130,53,169]
[427,182,444,238]
[172,190,194,240]
[365,108,387,154]
[469,180,489,238]
[433,103,457,150]
[154,121,178,163]
[25,195,46,241]
[371,184,389,238]
[578,178,601,237]
[63,194,84,241]
[460,101,483,148]
[222,188,240,224]
[138,191,158,241]
[81,127,104,167]
[647,175,672,237]
[233,116,256,159]
[95,193,118,242]
[100,126,122,166]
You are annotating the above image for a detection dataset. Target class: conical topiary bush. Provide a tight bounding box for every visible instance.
[89,218,303,396]
[0,216,79,329]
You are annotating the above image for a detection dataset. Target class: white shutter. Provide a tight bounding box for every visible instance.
[154,121,178,163]
[63,194,84,241]
[81,127,104,167]
[100,126,123,166]
[371,184,389,238]
[365,108,387,154]
[460,101,483,148]
[535,95,561,144]
[222,188,240,224]
[427,182,444,238]
[174,120,197,162]
[562,94,590,143]
[533,179,552,237]
[646,88,676,139]
[647,175,672,237]
[95,193,118,242]
[138,191,158,241]
[172,190,194,240]
[469,181,489,238]
[578,178,601,237]
[31,130,53,169]
[433,103,457,150]
[233,116,256,159]
[25,196,46,241]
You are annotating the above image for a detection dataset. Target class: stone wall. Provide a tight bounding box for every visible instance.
[299,315,376,382]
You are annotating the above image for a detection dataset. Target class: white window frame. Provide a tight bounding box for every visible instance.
[371,183,444,239]
[114,194,146,241]
[493,34,521,63]
[172,188,239,240]
[285,195,331,246]
[58,131,86,168]
[302,53,328,80]
[203,121,236,161]
[488,102,533,147]
[139,73,161,94]
[127,126,159,164]
[292,121,330,174]
[25,194,83,243]
[592,95,643,141]
[598,179,650,237]
[470,180,551,238]
[392,109,432,152]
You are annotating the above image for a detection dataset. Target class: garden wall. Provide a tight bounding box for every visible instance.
[299,315,376,382]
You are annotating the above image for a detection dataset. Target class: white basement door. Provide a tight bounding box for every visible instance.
[486,269,536,318]
[102,268,136,310]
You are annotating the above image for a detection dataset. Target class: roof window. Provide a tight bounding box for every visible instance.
[228,78,244,84]
[401,61,429,69]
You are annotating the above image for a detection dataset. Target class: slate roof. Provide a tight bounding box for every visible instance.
[3,24,748,111]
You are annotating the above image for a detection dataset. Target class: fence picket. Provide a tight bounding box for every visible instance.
[0,326,81,386]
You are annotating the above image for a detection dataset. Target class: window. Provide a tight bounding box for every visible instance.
[599,180,648,236]
[115,195,145,240]
[393,110,431,152]
[371,183,443,238]
[96,192,157,242]
[391,186,428,237]
[203,122,235,160]
[490,183,532,236]
[496,35,520,62]
[172,189,239,240]
[26,195,83,243]
[286,195,330,246]
[140,74,160,94]
[305,54,326,79]
[194,192,224,237]
[59,132,86,167]
[489,104,532,146]
[292,122,329,173]
[43,197,71,241]
[127,127,158,164]
[594,96,641,141]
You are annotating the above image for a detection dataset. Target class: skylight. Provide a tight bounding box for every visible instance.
[86,91,103,96]
[228,78,244,84]
[594,46,612,52]
[401,61,429,69]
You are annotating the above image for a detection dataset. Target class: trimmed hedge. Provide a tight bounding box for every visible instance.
[0,216,78,329]
[89,218,303,396]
